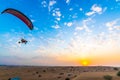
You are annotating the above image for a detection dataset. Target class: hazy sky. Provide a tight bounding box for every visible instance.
[0,0,120,66]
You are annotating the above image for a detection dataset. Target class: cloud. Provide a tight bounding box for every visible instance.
[65,30,120,58]
[91,4,102,13]
[66,22,73,27]
[106,19,120,31]
[69,8,73,11]
[48,0,56,12]
[86,4,103,16]
[114,25,120,30]
[79,8,83,11]
[106,20,117,27]
[49,0,56,6]
[56,18,61,21]
[30,18,35,22]
[51,25,60,29]
[52,8,62,21]
[86,11,95,16]
[75,18,93,33]
[64,21,74,27]
[75,26,84,30]
[52,9,61,17]
[41,1,47,7]
[66,0,70,4]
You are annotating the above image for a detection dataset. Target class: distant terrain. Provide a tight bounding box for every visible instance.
[0,66,120,80]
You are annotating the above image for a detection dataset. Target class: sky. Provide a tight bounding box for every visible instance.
[0,0,120,66]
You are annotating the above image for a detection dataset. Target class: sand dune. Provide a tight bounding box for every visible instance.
[0,66,120,80]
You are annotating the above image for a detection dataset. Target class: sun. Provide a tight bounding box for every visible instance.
[81,60,89,66]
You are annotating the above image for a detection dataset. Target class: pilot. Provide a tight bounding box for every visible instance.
[18,38,28,44]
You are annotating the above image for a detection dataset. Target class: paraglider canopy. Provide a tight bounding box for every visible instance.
[1,8,34,30]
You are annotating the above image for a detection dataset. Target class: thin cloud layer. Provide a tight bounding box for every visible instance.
[86,4,103,16]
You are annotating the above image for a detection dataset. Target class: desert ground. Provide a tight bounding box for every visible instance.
[0,66,120,80]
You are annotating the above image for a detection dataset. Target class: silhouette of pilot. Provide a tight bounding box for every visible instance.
[18,38,28,44]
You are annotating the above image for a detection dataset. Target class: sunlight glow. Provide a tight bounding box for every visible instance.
[81,60,89,66]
